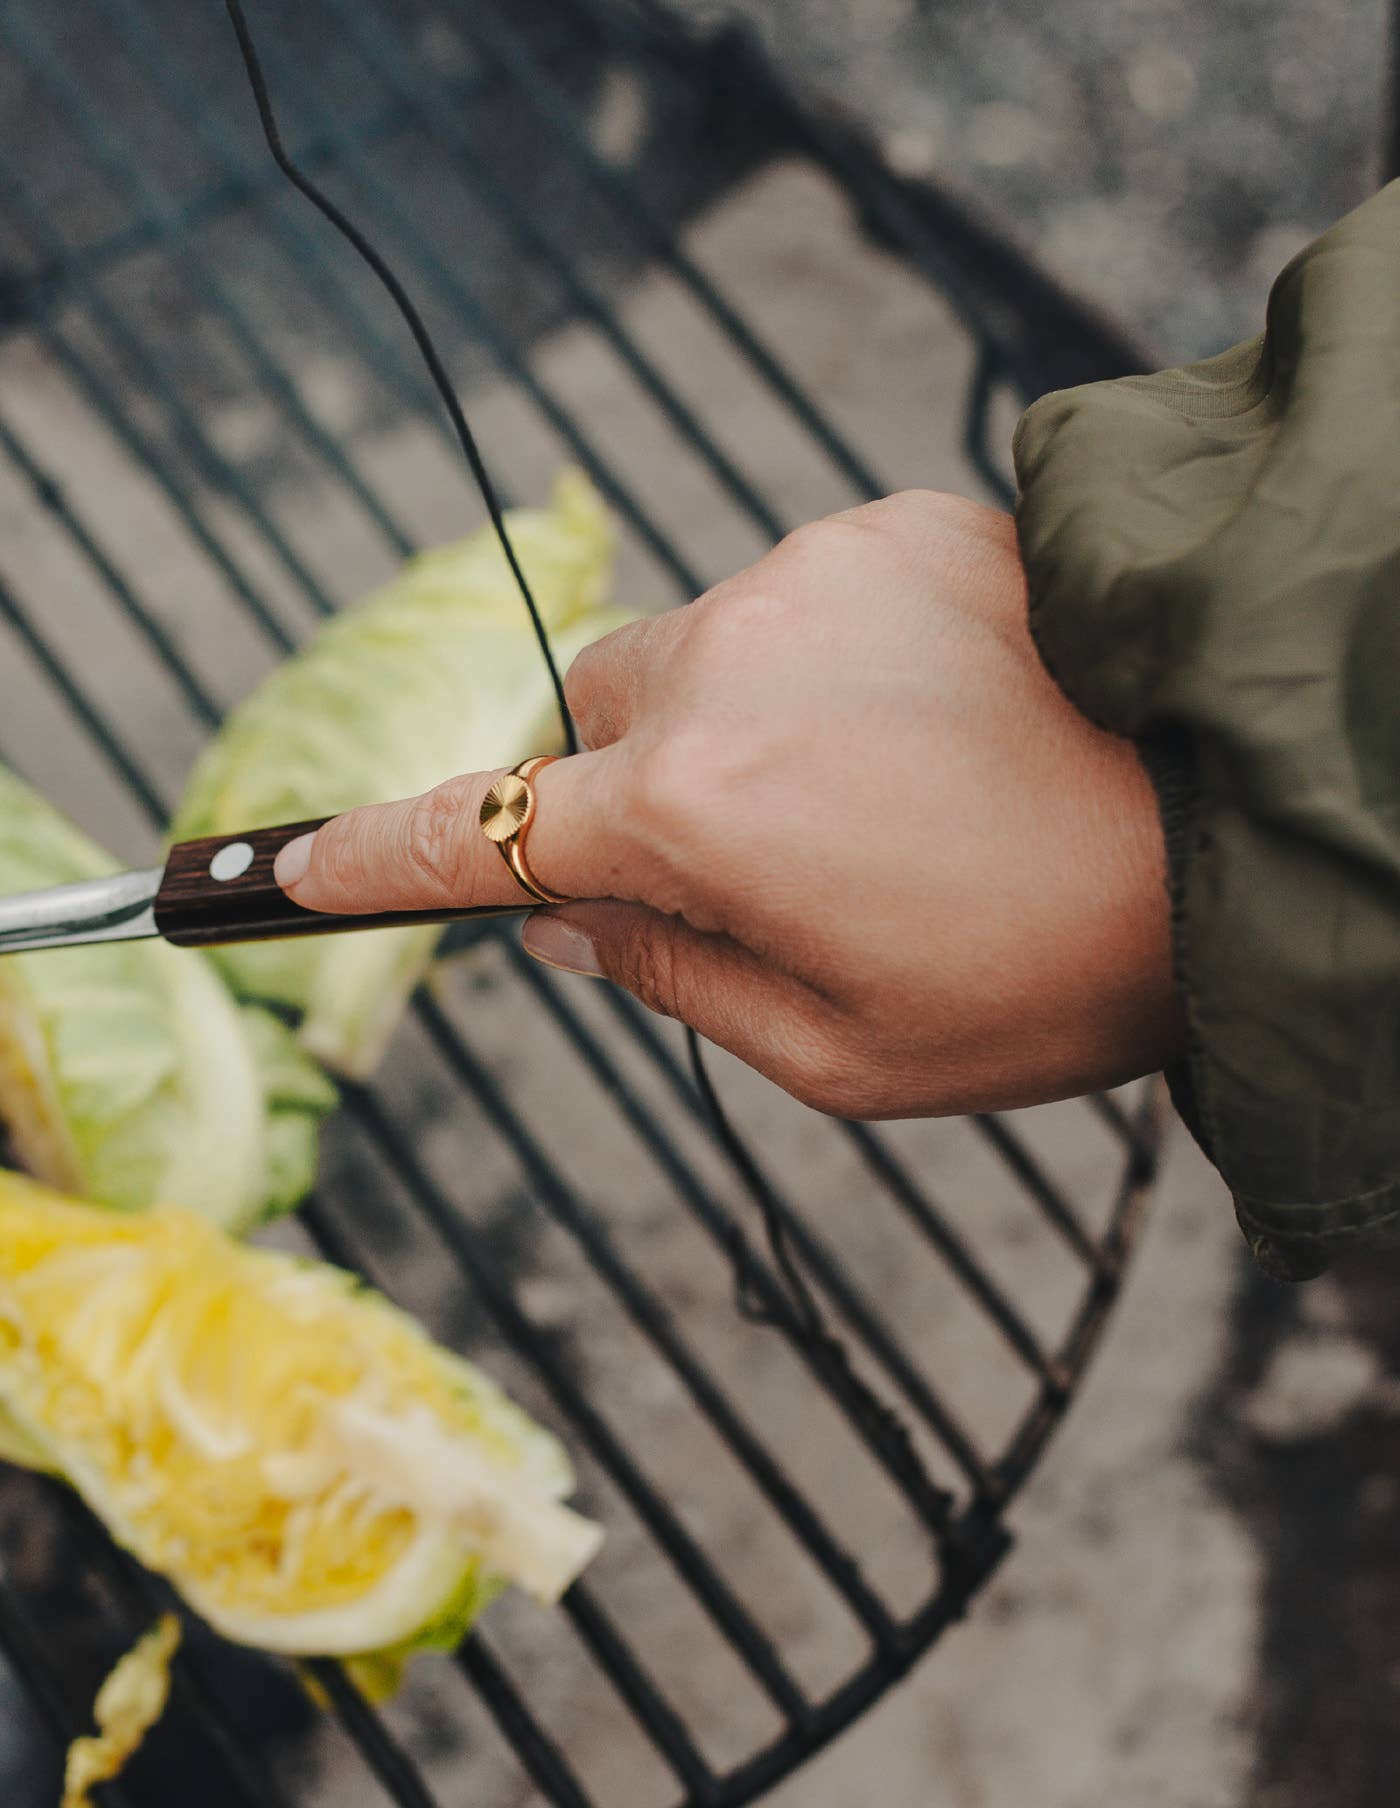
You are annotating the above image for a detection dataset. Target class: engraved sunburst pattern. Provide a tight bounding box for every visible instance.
[479,772,535,842]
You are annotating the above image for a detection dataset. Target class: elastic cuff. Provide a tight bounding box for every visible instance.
[1132,728,1214,1155]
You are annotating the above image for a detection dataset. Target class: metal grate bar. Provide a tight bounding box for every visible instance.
[293,1190,369,1273]
[498,929,983,1516]
[89,0,637,540]
[325,0,789,548]
[456,1638,597,1808]
[0,312,297,653]
[91,0,447,430]
[991,1085,1158,1497]
[839,1121,1061,1388]
[500,946,906,1634]
[15,28,592,327]
[416,990,898,1651]
[0,16,589,330]
[645,0,1146,402]
[714,1521,1007,1808]
[0,9,419,560]
[236,31,709,598]
[391,923,966,1519]
[962,344,1015,507]
[1087,1088,1156,1168]
[3,6,869,730]
[555,1589,718,1798]
[223,1073,765,1786]
[0,571,170,826]
[599,991,995,1495]
[323,1096,759,1785]
[343,1087,809,1729]
[0,1585,73,1743]
[971,1114,1108,1275]
[0,407,225,723]
[0,146,333,630]
[429,984,897,1643]
[0,1579,140,1808]
[453,0,888,502]
[304,1659,447,1808]
[507,914,1063,1419]
[11,98,433,328]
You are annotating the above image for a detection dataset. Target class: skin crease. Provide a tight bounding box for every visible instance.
[276,490,1184,1119]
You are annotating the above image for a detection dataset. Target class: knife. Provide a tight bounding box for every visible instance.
[0,817,525,955]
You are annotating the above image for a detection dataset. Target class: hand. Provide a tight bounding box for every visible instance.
[275,491,1182,1117]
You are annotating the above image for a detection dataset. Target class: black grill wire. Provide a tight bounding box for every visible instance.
[0,2,1161,1804]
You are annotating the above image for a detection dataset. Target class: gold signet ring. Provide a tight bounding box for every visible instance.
[479,756,571,905]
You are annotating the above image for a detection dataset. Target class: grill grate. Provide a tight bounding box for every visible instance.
[0,3,1159,1804]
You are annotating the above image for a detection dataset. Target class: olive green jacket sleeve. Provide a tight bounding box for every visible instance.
[1013,180,1400,1281]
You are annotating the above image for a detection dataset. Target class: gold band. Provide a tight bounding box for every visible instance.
[478,756,572,906]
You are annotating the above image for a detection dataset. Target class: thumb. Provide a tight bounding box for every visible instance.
[521,901,835,1106]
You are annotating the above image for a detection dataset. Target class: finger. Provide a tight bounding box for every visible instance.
[563,612,682,749]
[273,751,643,916]
[521,901,847,1111]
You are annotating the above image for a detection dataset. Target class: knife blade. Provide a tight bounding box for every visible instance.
[0,867,162,954]
[0,818,526,956]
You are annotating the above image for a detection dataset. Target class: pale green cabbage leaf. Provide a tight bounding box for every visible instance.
[170,471,633,1077]
[0,765,335,1231]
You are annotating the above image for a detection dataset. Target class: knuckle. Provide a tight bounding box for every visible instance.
[879,486,957,516]
[403,778,477,896]
[778,516,839,558]
[813,490,1002,553]
[689,575,792,643]
[562,629,619,719]
[561,641,599,717]
[669,587,792,699]
[881,488,1012,550]
[862,488,959,525]
[616,916,683,1021]
[678,590,751,663]
[777,513,873,566]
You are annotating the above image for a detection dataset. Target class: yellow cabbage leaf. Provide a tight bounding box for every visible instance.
[0,1174,601,1661]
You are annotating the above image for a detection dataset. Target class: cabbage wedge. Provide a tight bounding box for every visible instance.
[171,471,633,1077]
[0,767,334,1229]
[0,1174,601,1663]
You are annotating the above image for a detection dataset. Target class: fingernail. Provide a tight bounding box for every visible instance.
[274,832,315,891]
[521,913,604,978]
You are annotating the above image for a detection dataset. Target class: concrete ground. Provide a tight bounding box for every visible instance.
[0,7,1397,1806]
[702,0,1392,363]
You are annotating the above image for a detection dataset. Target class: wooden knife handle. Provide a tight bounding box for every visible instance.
[154,820,525,948]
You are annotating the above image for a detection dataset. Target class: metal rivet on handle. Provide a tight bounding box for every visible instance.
[208,841,255,883]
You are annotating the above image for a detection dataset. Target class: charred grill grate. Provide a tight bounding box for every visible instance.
[0,2,1159,1804]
